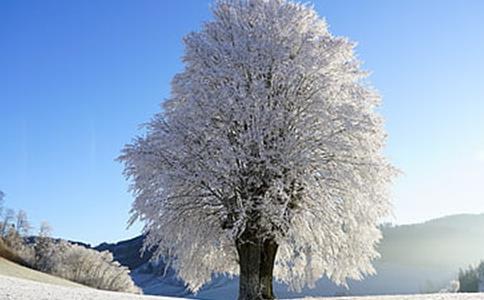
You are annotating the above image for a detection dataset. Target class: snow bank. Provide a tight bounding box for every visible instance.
[0,275,186,300]
[2,274,484,300]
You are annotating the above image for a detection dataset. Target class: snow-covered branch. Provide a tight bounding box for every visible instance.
[120,0,395,293]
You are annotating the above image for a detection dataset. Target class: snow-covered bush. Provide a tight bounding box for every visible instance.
[27,222,140,293]
[51,243,141,294]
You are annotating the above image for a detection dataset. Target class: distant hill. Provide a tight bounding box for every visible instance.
[95,213,484,299]
[96,235,152,271]
[379,213,484,269]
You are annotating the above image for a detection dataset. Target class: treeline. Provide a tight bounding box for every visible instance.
[0,191,140,294]
[458,262,484,292]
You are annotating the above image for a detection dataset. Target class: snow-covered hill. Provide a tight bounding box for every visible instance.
[95,214,484,299]
[1,274,483,300]
[0,274,186,300]
[0,257,83,288]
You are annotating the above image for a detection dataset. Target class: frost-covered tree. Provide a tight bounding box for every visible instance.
[34,221,55,271]
[38,221,52,238]
[120,0,395,299]
[15,210,31,237]
[1,208,15,237]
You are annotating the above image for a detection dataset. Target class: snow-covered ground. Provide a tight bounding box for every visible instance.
[2,274,484,300]
[0,275,188,300]
[0,257,83,288]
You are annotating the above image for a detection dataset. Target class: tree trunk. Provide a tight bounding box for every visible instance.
[236,232,278,300]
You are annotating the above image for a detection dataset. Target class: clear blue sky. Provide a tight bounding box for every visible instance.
[1,0,484,245]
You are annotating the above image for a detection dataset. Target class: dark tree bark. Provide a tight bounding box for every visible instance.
[236,230,279,300]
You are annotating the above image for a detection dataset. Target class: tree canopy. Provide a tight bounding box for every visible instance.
[121,0,395,294]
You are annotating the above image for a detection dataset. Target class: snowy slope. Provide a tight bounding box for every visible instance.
[1,274,484,300]
[0,275,189,300]
[0,257,84,288]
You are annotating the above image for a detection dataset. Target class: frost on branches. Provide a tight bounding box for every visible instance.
[120,0,395,299]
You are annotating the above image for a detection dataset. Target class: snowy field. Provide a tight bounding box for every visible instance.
[0,275,187,300]
[0,257,83,288]
[2,274,484,300]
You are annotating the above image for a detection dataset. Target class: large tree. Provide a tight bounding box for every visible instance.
[120,0,395,299]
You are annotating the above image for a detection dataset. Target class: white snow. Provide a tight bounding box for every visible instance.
[0,275,188,300]
[2,274,484,300]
